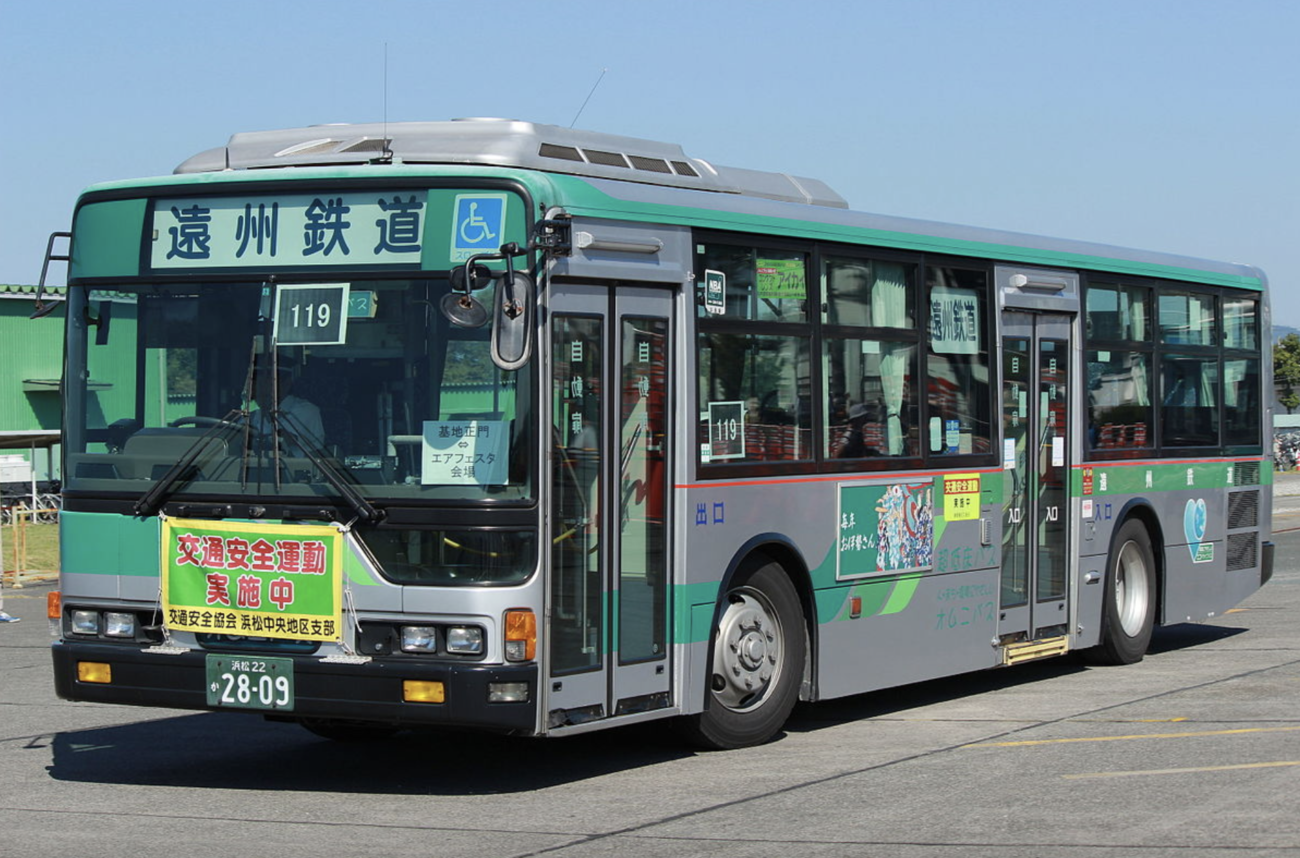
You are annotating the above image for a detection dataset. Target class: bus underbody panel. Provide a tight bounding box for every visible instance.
[51,641,538,734]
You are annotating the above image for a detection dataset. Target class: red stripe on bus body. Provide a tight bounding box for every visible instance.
[675,466,1004,491]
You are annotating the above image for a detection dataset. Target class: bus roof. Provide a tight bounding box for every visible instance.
[122,118,1263,290]
[173,118,848,209]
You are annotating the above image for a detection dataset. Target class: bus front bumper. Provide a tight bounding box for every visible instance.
[51,640,539,734]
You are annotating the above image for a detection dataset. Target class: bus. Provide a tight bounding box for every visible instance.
[46,119,1273,748]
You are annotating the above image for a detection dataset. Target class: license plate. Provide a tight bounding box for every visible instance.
[205,654,295,711]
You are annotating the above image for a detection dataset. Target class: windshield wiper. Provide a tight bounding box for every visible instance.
[275,410,384,525]
[133,409,244,516]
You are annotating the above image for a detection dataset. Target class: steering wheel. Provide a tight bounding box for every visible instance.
[168,416,229,428]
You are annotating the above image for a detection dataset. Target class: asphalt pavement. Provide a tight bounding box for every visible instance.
[1,500,1297,857]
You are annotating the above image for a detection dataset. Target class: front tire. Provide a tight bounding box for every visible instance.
[1091,518,1157,665]
[680,559,806,749]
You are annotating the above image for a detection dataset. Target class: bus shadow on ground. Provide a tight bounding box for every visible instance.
[45,714,692,794]
[45,624,1247,792]
[784,621,1249,733]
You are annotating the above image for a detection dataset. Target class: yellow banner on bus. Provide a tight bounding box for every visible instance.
[160,518,344,642]
[942,473,981,522]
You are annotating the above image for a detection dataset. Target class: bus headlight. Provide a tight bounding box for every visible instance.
[400,626,438,653]
[71,610,100,636]
[104,612,136,638]
[445,626,484,654]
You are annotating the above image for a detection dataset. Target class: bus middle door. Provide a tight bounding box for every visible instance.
[999,311,1073,649]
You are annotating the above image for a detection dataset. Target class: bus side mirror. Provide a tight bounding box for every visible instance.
[491,270,534,371]
[441,263,491,329]
[92,299,113,345]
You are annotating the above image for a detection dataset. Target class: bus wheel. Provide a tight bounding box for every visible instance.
[1091,519,1157,665]
[298,718,400,742]
[681,560,805,749]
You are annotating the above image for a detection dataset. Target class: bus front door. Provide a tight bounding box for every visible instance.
[546,284,674,729]
[999,312,1073,646]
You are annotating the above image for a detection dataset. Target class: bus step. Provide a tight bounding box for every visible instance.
[1001,636,1069,666]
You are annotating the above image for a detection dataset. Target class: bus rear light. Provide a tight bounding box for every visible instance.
[445,626,484,654]
[77,662,112,684]
[504,609,536,662]
[403,680,445,704]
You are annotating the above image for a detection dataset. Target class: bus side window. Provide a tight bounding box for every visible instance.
[926,266,993,457]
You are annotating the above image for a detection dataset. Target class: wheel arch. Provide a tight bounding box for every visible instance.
[713,533,818,702]
[1108,499,1167,625]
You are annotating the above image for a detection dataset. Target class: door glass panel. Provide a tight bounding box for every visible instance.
[550,316,603,673]
[1036,338,1068,604]
[619,318,669,663]
[1001,336,1031,610]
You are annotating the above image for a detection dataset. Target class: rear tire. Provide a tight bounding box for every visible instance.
[679,559,805,750]
[1090,518,1157,665]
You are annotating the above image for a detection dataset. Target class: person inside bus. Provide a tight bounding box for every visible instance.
[250,361,325,456]
[838,402,881,458]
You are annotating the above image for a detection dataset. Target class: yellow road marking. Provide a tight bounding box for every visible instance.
[1065,761,1300,780]
[964,725,1300,748]
[1070,717,1187,723]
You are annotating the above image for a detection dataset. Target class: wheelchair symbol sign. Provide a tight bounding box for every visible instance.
[450,193,508,262]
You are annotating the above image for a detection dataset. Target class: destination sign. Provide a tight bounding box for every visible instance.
[151,192,429,270]
[146,188,526,273]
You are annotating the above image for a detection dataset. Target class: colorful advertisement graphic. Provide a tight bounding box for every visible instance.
[161,518,344,642]
[837,481,935,579]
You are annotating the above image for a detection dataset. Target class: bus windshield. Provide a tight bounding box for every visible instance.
[63,277,533,505]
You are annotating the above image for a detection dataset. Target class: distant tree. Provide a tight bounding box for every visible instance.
[1275,333,1300,413]
[167,348,197,395]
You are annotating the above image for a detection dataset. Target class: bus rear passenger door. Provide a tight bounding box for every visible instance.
[546,284,674,729]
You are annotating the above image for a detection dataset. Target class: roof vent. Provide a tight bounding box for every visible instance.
[538,143,585,163]
[582,149,630,169]
[628,155,673,174]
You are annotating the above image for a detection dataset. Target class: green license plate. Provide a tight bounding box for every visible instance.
[205,654,295,711]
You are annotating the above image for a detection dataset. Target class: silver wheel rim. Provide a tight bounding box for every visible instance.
[1114,539,1151,637]
[711,587,784,712]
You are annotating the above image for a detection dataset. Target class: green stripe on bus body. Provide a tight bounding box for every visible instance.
[61,511,161,577]
[1072,460,1269,495]
[678,581,722,644]
[547,177,1263,291]
[60,511,377,587]
[817,573,923,624]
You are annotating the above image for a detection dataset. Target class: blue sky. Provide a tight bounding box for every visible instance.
[2,0,1296,320]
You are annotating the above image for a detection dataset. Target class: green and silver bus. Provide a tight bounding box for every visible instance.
[48,119,1273,747]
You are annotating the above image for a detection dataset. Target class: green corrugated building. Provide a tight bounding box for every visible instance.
[0,284,65,481]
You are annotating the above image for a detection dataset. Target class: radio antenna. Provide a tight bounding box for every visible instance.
[382,42,392,160]
[570,68,608,128]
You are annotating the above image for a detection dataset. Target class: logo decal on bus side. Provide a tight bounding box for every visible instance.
[1184,498,1213,563]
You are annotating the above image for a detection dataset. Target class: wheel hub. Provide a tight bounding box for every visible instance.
[712,590,783,711]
